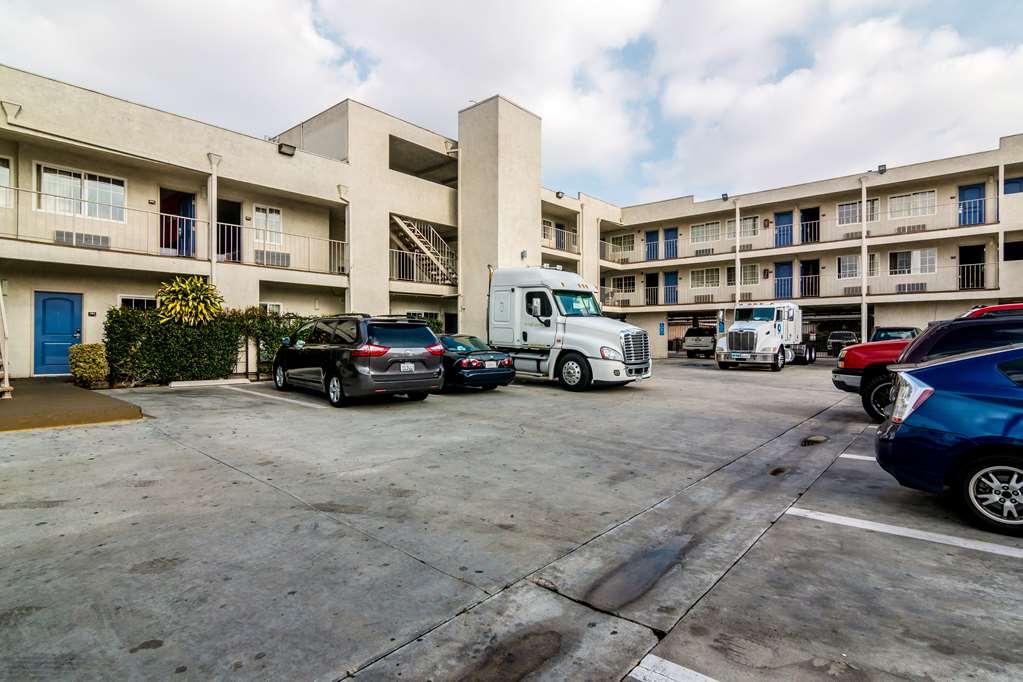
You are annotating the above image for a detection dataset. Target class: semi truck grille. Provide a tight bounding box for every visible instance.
[622,330,650,363]
[728,330,756,352]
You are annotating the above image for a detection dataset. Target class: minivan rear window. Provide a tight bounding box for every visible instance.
[368,323,437,348]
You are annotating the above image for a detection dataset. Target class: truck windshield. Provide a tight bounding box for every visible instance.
[735,307,775,322]
[554,291,602,317]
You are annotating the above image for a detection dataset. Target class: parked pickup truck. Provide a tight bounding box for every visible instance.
[833,303,1023,422]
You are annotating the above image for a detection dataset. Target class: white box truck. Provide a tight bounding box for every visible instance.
[488,267,652,390]
[715,301,817,371]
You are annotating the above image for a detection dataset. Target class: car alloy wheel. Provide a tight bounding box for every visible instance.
[968,465,1023,526]
[275,365,285,387]
[328,376,343,405]
[562,360,582,386]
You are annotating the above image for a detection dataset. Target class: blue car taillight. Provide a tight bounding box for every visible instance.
[890,372,934,424]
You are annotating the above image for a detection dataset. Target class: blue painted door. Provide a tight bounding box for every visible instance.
[663,228,678,259]
[775,262,793,299]
[958,184,985,225]
[663,271,678,304]
[34,292,82,375]
[775,211,793,247]
[646,230,659,260]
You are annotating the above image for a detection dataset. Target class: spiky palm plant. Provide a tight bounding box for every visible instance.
[156,276,223,326]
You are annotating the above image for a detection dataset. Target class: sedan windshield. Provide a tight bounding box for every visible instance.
[441,335,490,352]
[554,291,601,317]
[735,307,775,322]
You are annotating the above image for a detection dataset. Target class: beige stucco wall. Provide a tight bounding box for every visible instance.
[257,282,345,316]
[623,311,669,360]
[872,300,996,330]
[457,96,541,337]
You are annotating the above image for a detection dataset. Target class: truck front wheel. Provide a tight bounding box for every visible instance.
[557,352,592,391]
[861,372,894,423]
[770,349,785,372]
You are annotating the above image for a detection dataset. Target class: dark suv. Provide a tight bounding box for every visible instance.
[272,315,444,406]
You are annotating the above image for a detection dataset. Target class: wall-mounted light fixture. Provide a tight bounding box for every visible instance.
[721,193,729,201]
[277,142,297,157]
[877,164,887,175]
[520,250,528,260]
[555,191,565,199]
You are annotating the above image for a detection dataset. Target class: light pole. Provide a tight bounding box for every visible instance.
[859,176,869,341]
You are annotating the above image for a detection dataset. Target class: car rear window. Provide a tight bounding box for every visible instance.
[684,328,714,337]
[927,323,1023,359]
[368,323,437,348]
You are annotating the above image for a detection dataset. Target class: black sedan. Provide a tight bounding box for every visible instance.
[438,335,514,390]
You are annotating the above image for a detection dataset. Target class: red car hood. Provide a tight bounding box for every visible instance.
[840,339,911,369]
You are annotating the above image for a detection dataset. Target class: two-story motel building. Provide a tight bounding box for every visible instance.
[1,63,1021,377]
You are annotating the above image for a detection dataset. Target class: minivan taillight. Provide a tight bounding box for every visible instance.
[352,344,389,357]
[426,343,444,356]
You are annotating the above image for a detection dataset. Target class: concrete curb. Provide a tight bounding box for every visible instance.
[168,378,252,388]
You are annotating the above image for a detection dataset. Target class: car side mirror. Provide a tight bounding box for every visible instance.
[281,336,291,346]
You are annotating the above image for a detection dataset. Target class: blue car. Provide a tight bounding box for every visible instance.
[876,344,1023,533]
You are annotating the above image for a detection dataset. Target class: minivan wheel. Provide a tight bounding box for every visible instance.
[406,392,429,401]
[557,353,592,391]
[861,373,894,423]
[273,363,289,391]
[325,374,346,408]
[958,456,1023,534]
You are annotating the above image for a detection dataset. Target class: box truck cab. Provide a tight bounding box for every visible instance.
[715,301,816,371]
[488,267,652,390]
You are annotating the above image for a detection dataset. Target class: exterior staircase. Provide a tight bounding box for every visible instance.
[391,215,457,284]
[0,284,11,399]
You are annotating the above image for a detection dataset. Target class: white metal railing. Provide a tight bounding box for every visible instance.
[216,223,347,275]
[799,274,821,298]
[541,224,580,254]
[0,187,347,276]
[644,286,659,306]
[390,249,456,285]
[0,186,208,258]
[392,215,458,283]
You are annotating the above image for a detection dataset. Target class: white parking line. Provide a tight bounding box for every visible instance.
[838,453,876,462]
[785,507,1023,559]
[224,386,328,409]
[630,655,718,682]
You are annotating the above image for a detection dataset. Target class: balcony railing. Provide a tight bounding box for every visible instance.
[216,223,347,275]
[0,187,347,275]
[541,224,579,253]
[390,249,457,285]
[599,262,999,308]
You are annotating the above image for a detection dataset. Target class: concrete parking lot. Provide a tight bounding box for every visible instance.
[2,360,1021,680]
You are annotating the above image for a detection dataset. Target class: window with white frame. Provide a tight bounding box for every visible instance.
[725,216,759,240]
[37,164,126,221]
[726,263,759,286]
[888,190,936,219]
[690,267,721,288]
[611,275,636,292]
[610,234,635,253]
[837,253,878,279]
[837,198,879,225]
[690,221,721,243]
[254,205,283,245]
[120,296,157,310]
[888,248,936,275]
[259,302,283,315]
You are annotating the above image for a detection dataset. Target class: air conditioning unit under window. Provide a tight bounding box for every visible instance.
[896,282,927,293]
[896,224,927,234]
[694,248,714,257]
[255,250,291,268]
[55,230,111,250]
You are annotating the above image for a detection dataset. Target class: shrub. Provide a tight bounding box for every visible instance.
[68,344,109,388]
[157,276,223,326]
[230,308,313,373]
[105,308,242,385]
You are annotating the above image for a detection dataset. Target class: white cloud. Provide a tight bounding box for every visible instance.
[641,10,1023,202]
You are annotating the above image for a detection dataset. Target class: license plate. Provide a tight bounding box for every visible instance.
[731,353,750,360]
[485,361,497,369]
[400,362,415,373]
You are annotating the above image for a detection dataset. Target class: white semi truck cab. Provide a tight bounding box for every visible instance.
[715,301,817,371]
[488,267,652,390]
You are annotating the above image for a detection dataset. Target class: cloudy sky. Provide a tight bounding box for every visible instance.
[3,1,1022,205]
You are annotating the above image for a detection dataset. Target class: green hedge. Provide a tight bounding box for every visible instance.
[103,307,314,385]
[104,308,243,385]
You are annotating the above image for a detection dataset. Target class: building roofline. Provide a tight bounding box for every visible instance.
[458,94,541,121]
[278,97,457,143]
[0,62,282,146]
